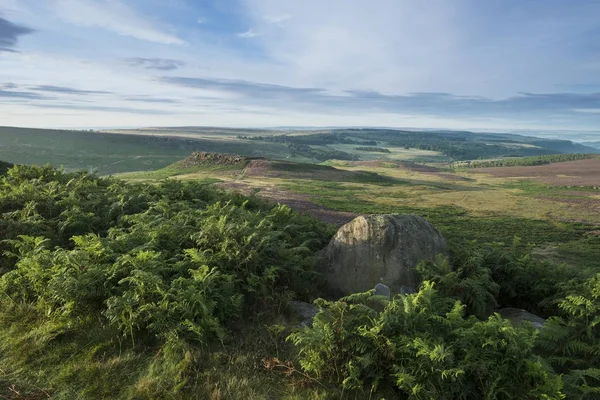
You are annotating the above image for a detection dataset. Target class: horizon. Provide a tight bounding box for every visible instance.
[1,1,600,132]
[3,123,600,144]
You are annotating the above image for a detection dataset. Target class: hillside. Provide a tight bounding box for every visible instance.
[2,126,597,176]
[0,126,309,175]
[1,162,599,398]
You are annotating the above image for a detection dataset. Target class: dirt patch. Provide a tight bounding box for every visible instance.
[472,159,600,187]
[218,181,357,226]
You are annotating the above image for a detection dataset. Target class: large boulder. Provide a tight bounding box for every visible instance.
[321,214,448,297]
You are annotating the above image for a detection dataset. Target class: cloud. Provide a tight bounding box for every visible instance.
[0,82,19,89]
[158,75,600,119]
[0,16,34,52]
[53,0,185,45]
[30,103,172,115]
[573,108,600,114]
[159,76,323,97]
[124,57,185,71]
[124,96,180,104]
[238,29,259,38]
[264,14,291,24]
[238,0,600,98]
[28,85,113,95]
[0,89,50,99]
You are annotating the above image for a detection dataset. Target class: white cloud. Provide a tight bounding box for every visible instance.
[238,29,259,38]
[53,0,185,45]
[264,14,290,24]
[239,0,600,98]
[573,109,600,114]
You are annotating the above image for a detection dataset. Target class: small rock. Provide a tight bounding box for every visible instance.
[497,308,546,329]
[374,283,391,298]
[290,301,318,327]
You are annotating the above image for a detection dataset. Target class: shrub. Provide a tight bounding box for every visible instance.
[288,283,563,399]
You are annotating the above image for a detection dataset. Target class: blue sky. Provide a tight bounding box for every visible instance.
[1,0,600,133]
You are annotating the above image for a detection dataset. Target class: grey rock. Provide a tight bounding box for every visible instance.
[321,214,448,297]
[374,283,391,298]
[290,301,318,327]
[498,308,546,329]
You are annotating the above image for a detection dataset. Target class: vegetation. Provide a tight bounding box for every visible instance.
[354,146,391,153]
[0,164,334,398]
[0,160,13,175]
[289,284,563,399]
[251,129,598,161]
[455,153,597,168]
[1,142,599,398]
[0,126,309,175]
[2,127,596,177]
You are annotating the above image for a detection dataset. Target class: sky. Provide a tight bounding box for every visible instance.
[1,0,600,134]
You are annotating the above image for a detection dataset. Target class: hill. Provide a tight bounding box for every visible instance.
[582,141,600,150]
[0,126,309,175]
[249,128,599,160]
[3,126,597,176]
[1,162,599,398]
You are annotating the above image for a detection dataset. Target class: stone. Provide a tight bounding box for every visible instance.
[289,300,319,327]
[497,308,546,329]
[321,214,448,297]
[374,283,391,298]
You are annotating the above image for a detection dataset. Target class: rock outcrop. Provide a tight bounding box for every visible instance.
[321,214,448,297]
[179,152,247,168]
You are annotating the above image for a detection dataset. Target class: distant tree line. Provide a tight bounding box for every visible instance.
[455,153,597,168]
[246,129,596,161]
[354,146,391,153]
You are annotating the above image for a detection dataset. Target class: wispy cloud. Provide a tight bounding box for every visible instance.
[159,75,600,119]
[124,96,180,104]
[573,108,600,114]
[124,57,185,71]
[159,76,323,97]
[0,16,34,52]
[53,0,185,45]
[0,89,50,99]
[238,29,259,38]
[30,103,172,115]
[28,85,113,95]
[264,14,291,25]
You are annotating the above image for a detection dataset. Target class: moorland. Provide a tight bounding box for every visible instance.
[0,125,599,399]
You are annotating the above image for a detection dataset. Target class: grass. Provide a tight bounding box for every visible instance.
[0,303,337,399]
[116,163,244,181]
